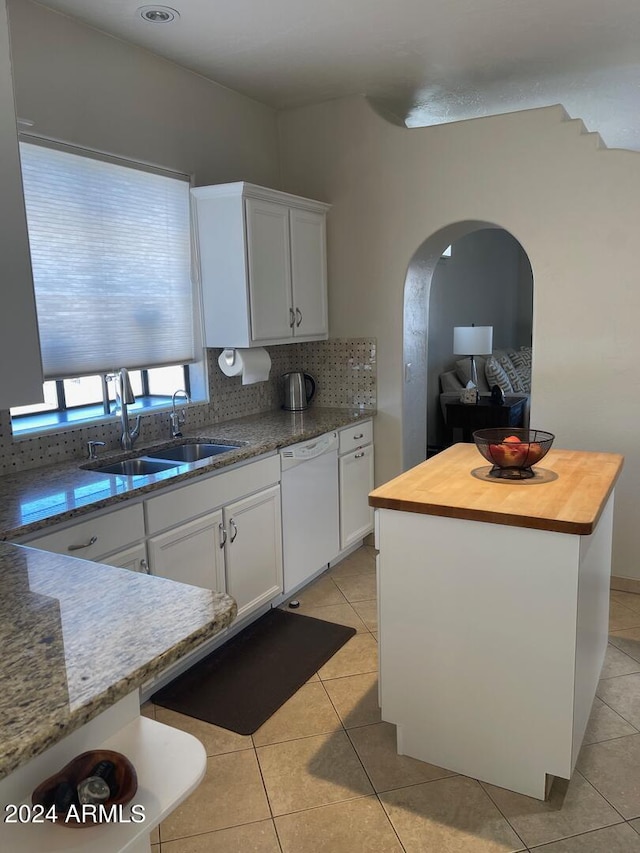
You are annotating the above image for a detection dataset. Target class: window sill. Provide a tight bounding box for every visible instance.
[11,397,186,438]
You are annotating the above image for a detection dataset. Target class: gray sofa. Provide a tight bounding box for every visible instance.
[439,346,532,424]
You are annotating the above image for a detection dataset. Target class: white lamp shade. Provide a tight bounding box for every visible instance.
[453,326,493,355]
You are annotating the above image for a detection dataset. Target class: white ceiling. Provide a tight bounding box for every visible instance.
[33,0,640,149]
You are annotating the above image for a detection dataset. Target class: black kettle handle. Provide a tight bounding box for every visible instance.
[304,373,316,402]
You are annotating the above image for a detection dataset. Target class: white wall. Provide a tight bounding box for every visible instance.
[8,0,279,186]
[278,98,640,579]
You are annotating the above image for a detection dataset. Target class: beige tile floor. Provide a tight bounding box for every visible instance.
[142,548,640,852]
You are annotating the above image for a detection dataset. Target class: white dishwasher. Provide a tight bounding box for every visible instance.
[280,431,340,595]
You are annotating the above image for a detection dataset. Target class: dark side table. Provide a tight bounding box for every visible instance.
[446,396,527,443]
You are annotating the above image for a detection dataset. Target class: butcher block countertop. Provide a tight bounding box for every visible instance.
[369,443,624,535]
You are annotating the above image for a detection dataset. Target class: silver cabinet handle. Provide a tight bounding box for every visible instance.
[353,433,364,440]
[229,519,238,543]
[355,451,365,459]
[67,536,97,551]
[219,522,227,548]
[140,558,150,574]
[295,307,302,327]
[289,307,296,328]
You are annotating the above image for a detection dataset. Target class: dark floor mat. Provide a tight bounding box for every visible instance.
[151,608,356,734]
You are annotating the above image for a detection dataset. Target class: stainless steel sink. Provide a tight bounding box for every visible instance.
[146,443,239,463]
[91,458,181,476]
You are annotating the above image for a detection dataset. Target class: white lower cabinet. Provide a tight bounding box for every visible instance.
[339,446,374,548]
[147,511,225,590]
[147,486,283,623]
[101,542,149,574]
[223,485,282,620]
[20,456,284,627]
[143,457,283,624]
[338,422,375,550]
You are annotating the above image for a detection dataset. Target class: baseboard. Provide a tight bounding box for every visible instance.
[611,575,640,594]
[329,539,365,567]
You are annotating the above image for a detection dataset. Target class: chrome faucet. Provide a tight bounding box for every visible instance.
[116,368,141,451]
[170,389,190,437]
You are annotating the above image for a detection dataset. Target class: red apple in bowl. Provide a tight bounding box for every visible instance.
[526,441,544,465]
[488,440,529,467]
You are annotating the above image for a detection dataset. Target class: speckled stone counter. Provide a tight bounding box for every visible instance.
[0,542,236,780]
[0,407,374,539]
[0,407,372,781]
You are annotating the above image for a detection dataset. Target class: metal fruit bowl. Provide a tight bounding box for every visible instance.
[473,428,555,480]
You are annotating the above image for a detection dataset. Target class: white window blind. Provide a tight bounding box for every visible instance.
[19,140,195,379]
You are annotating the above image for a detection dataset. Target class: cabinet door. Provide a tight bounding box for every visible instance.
[0,0,43,407]
[245,198,293,343]
[148,510,226,591]
[101,542,149,574]
[289,207,328,339]
[339,445,375,550]
[224,485,283,621]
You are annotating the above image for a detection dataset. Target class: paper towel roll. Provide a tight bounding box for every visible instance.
[218,347,271,384]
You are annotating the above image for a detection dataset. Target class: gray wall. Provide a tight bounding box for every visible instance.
[427,229,533,447]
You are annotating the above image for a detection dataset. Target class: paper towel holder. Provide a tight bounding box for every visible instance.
[221,348,237,366]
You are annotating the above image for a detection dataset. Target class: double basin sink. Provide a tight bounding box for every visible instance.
[85,442,242,478]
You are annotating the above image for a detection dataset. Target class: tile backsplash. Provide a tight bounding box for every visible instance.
[0,338,376,476]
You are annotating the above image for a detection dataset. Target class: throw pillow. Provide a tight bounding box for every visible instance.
[509,346,532,371]
[440,370,463,393]
[508,347,532,393]
[495,350,525,393]
[485,356,513,395]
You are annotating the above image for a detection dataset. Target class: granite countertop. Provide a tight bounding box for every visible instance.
[1,407,374,540]
[0,541,236,781]
[0,406,372,780]
[369,443,623,534]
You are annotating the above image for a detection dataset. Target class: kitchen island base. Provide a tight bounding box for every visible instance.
[0,691,206,852]
[376,494,614,800]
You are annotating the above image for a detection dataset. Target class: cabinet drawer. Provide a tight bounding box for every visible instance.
[27,503,145,561]
[145,456,280,534]
[338,420,373,455]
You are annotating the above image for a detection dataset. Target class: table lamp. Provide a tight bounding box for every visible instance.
[453,325,494,391]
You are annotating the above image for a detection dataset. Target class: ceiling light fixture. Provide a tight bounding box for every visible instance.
[137,5,180,24]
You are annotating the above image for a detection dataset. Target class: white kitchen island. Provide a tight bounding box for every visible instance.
[0,542,236,851]
[369,443,623,800]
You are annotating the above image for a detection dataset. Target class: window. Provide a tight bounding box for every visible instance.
[11,365,191,435]
[12,139,204,434]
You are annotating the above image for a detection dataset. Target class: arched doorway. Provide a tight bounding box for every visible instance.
[402,221,534,470]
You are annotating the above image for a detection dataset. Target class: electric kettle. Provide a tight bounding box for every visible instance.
[282,371,316,411]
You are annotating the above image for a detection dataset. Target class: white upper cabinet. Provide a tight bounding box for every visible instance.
[0,0,43,407]
[245,197,293,342]
[289,206,328,338]
[191,182,330,347]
